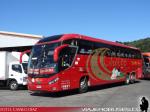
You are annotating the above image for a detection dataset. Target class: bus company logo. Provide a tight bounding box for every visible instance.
[86,48,125,81]
[86,48,111,80]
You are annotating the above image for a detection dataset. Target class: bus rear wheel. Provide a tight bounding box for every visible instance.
[79,77,88,93]
[125,75,130,85]
[130,73,136,84]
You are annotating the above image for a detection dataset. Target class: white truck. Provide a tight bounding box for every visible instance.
[0,51,28,90]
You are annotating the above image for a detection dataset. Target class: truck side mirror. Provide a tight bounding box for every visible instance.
[53,44,69,62]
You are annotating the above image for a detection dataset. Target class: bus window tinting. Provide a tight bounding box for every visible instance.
[38,35,63,43]
[58,47,77,71]
[63,39,141,59]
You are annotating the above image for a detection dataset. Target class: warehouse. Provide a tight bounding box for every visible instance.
[0,31,42,90]
[0,31,43,51]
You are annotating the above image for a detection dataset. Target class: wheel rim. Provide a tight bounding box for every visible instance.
[130,74,135,83]
[11,82,17,89]
[126,78,129,84]
[80,78,87,90]
[80,81,85,89]
[126,76,130,84]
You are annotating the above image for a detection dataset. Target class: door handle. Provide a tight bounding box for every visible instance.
[11,74,13,76]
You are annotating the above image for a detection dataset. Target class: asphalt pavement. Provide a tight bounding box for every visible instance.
[0,79,149,109]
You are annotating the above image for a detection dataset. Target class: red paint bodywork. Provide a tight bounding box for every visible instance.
[142,52,150,79]
[53,44,69,62]
[28,34,143,93]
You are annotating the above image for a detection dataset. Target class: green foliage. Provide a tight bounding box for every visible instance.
[116,37,150,52]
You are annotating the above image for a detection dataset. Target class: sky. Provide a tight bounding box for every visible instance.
[0,0,150,42]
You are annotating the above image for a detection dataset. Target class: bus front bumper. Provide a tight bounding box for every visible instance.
[28,83,60,93]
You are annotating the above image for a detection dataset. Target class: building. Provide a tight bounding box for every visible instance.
[0,31,43,51]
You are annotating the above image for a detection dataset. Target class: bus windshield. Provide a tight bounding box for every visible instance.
[28,42,60,70]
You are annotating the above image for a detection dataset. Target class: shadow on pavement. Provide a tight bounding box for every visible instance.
[30,80,140,98]
[0,86,27,90]
[141,78,150,81]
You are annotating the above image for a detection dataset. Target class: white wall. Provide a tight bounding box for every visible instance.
[0,34,41,47]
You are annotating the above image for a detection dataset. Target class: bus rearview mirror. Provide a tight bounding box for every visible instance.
[53,44,69,62]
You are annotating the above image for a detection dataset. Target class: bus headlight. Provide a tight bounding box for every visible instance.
[48,78,59,85]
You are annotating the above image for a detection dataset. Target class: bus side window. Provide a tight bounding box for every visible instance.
[138,52,142,59]
[116,50,121,57]
[132,54,135,58]
[109,50,113,57]
[63,39,78,46]
[58,48,69,70]
[79,40,93,54]
[111,51,116,57]
[134,51,140,59]
[124,52,128,58]
[58,47,77,71]
[106,50,111,57]
[71,40,78,46]
[120,52,124,58]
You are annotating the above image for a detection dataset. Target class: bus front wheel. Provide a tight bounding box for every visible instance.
[79,77,88,93]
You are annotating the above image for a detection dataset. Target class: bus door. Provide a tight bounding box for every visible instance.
[58,46,78,90]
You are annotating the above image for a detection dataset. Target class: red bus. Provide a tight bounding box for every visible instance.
[142,52,150,78]
[27,34,143,93]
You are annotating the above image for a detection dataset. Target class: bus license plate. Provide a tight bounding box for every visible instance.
[36,85,42,89]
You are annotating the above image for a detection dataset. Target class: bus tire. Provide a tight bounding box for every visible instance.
[130,73,136,84]
[125,75,130,85]
[9,80,18,90]
[79,77,88,93]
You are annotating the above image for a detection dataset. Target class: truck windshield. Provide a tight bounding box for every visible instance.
[22,62,28,74]
[28,42,60,71]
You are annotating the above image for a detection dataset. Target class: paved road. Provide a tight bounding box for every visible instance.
[0,80,149,108]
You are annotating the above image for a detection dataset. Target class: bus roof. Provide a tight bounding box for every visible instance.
[38,34,139,50]
[61,34,139,50]
[142,52,150,56]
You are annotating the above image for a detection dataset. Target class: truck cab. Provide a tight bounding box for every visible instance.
[8,61,28,90]
[0,51,29,90]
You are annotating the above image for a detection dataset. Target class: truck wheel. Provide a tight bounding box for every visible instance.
[9,81,18,90]
[79,77,88,93]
